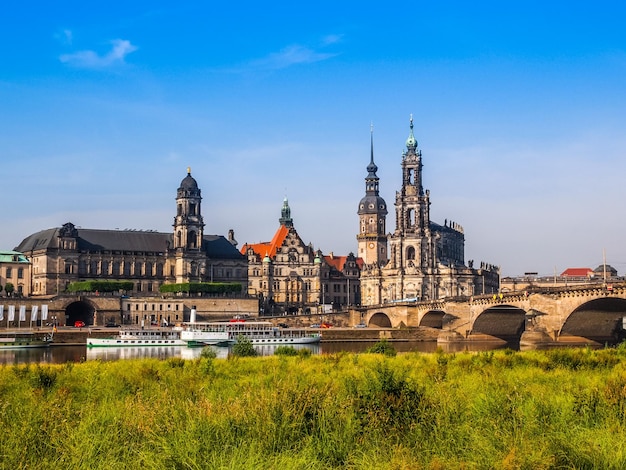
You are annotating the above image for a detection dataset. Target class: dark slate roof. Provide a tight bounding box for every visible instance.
[14,228,58,252]
[15,227,171,253]
[203,235,245,260]
[15,226,244,260]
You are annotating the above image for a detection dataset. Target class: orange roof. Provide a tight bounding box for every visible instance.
[560,267,593,277]
[240,225,289,259]
[324,254,364,271]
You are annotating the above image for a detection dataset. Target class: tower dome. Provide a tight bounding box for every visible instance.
[405,114,417,151]
[179,167,198,191]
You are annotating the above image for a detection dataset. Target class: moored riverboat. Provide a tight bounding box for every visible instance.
[0,331,54,349]
[87,328,186,348]
[180,321,321,347]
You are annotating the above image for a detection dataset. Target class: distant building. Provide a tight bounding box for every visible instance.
[501,264,621,292]
[0,251,31,296]
[560,267,594,278]
[358,117,499,305]
[14,169,247,296]
[241,198,360,315]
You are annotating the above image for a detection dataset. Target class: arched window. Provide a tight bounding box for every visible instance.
[406,246,416,260]
[187,230,197,248]
[406,209,414,228]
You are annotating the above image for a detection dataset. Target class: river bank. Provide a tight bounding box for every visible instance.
[2,347,626,468]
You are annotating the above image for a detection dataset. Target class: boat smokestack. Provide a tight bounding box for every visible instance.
[190,307,197,324]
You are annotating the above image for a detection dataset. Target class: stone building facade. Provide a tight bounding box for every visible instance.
[241,198,361,315]
[0,251,31,297]
[15,169,247,296]
[358,117,499,305]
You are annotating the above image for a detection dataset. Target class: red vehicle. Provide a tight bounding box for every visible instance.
[321,322,333,328]
[74,320,85,328]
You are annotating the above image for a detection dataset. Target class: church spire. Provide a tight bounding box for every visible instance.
[365,123,380,194]
[406,113,417,151]
[279,196,293,227]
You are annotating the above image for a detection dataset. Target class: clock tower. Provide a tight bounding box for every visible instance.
[357,124,388,267]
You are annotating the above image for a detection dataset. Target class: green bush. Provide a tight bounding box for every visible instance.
[274,346,298,356]
[365,338,397,356]
[159,282,242,294]
[200,346,218,359]
[66,280,133,293]
[231,335,257,357]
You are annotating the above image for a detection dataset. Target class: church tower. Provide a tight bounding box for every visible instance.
[357,124,388,267]
[388,115,434,274]
[172,168,206,282]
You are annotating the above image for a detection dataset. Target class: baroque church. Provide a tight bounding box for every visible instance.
[358,117,500,305]
[241,198,361,315]
[15,169,247,296]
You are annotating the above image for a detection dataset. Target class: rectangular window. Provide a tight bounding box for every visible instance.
[6,267,12,278]
[17,268,23,279]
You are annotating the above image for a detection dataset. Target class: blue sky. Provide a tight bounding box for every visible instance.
[2,2,626,277]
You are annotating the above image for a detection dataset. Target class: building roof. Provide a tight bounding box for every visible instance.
[15,226,244,260]
[323,254,363,271]
[241,225,289,259]
[0,251,30,264]
[560,267,593,277]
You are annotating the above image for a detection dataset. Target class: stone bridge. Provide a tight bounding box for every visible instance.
[356,283,626,345]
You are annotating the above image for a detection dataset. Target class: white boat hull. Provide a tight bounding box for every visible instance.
[180,321,322,347]
[87,329,186,348]
[87,338,187,347]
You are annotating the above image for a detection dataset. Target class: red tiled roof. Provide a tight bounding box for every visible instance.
[240,225,289,259]
[324,255,346,271]
[324,255,364,271]
[560,267,593,277]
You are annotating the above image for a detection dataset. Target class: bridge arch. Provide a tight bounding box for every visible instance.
[420,310,445,329]
[64,300,96,326]
[560,297,626,343]
[472,304,526,341]
[369,312,392,328]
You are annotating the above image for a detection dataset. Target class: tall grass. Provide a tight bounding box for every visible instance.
[1,347,626,468]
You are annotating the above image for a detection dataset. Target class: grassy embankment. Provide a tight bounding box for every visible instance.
[2,346,626,469]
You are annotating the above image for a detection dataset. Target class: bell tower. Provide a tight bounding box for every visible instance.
[172,168,206,282]
[357,124,388,266]
[388,115,434,273]
[173,167,204,251]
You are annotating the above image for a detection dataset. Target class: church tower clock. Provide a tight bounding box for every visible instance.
[357,125,388,267]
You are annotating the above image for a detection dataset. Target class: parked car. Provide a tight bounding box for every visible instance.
[310,323,321,328]
[74,320,85,328]
[321,322,333,328]
[277,323,289,328]
[354,323,367,328]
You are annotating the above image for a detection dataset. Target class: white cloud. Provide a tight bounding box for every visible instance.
[250,44,338,70]
[321,34,343,46]
[60,39,138,68]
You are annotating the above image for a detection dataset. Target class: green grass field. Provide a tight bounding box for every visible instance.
[2,346,626,469]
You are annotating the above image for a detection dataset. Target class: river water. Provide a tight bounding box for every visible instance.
[0,340,517,365]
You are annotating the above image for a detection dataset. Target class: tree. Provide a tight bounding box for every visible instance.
[4,283,14,297]
[231,335,257,357]
[0,284,3,296]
